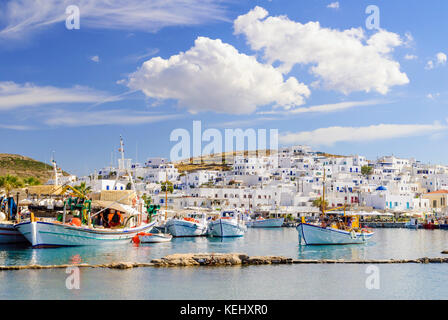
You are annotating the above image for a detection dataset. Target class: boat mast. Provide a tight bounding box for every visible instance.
[165,162,168,220]
[322,167,326,215]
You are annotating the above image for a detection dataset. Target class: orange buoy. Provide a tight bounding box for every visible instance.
[132,234,140,244]
[71,218,82,227]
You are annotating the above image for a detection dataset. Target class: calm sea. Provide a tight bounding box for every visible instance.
[1,228,448,299]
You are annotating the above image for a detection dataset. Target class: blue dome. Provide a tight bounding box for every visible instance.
[376,186,387,191]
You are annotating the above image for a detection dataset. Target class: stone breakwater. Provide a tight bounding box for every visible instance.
[2,253,448,270]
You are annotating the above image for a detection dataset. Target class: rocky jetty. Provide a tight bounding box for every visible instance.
[150,253,293,267]
[2,254,448,270]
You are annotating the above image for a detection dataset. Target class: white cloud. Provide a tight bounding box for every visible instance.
[124,48,160,63]
[0,0,229,39]
[327,2,339,9]
[0,124,33,130]
[427,93,440,100]
[258,99,386,115]
[404,54,417,60]
[0,81,117,110]
[280,123,446,146]
[125,37,310,114]
[426,52,447,70]
[44,110,178,127]
[437,52,447,65]
[288,100,385,114]
[234,6,409,95]
[90,55,100,63]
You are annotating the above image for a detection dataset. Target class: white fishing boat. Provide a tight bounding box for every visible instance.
[165,212,208,237]
[246,217,284,228]
[296,168,374,245]
[208,210,247,237]
[133,232,172,243]
[297,222,374,245]
[0,222,27,244]
[15,219,157,248]
[404,218,419,229]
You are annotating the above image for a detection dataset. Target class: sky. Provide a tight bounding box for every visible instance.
[0,0,448,176]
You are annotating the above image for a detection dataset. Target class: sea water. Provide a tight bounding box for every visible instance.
[1,228,448,299]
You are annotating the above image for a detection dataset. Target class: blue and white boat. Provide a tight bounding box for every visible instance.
[404,218,419,230]
[297,222,374,245]
[0,222,27,244]
[247,217,284,228]
[208,210,247,237]
[16,219,156,248]
[165,212,208,237]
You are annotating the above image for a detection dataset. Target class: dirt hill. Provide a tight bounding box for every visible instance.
[0,153,67,183]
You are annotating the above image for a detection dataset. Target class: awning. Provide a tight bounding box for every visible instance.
[91,200,140,215]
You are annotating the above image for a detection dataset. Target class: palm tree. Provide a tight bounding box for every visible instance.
[312,197,329,213]
[73,182,92,197]
[23,177,41,186]
[0,175,24,196]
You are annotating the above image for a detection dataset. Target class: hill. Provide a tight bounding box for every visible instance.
[0,153,67,183]
[175,150,273,173]
[174,149,347,173]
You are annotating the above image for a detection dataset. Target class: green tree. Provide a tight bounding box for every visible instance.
[161,181,174,193]
[361,165,373,176]
[142,194,152,206]
[73,182,92,197]
[23,177,41,186]
[312,197,329,213]
[0,175,24,195]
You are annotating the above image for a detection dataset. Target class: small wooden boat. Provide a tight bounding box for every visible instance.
[423,222,438,230]
[0,222,27,244]
[297,222,374,245]
[404,218,419,230]
[133,232,172,243]
[246,217,284,228]
[165,212,208,237]
[208,210,247,237]
[16,219,157,247]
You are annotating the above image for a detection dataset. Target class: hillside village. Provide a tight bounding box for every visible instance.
[47,145,448,219]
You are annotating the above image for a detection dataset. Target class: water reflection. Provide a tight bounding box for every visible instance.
[1,228,448,266]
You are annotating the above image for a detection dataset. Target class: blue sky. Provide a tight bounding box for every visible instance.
[0,0,448,175]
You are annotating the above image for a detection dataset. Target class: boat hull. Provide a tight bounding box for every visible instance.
[297,223,374,245]
[15,221,157,247]
[0,223,27,244]
[139,233,172,243]
[208,219,247,237]
[165,219,208,237]
[247,218,284,228]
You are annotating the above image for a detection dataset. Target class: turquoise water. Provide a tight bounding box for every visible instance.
[1,228,448,299]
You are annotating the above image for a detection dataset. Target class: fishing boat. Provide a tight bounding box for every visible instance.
[296,168,374,245]
[0,222,27,244]
[208,210,247,237]
[165,212,208,237]
[16,218,156,248]
[0,196,27,244]
[133,232,172,243]
[297,220,374,245]
[246,217,284,228]
[404,218,419,230]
